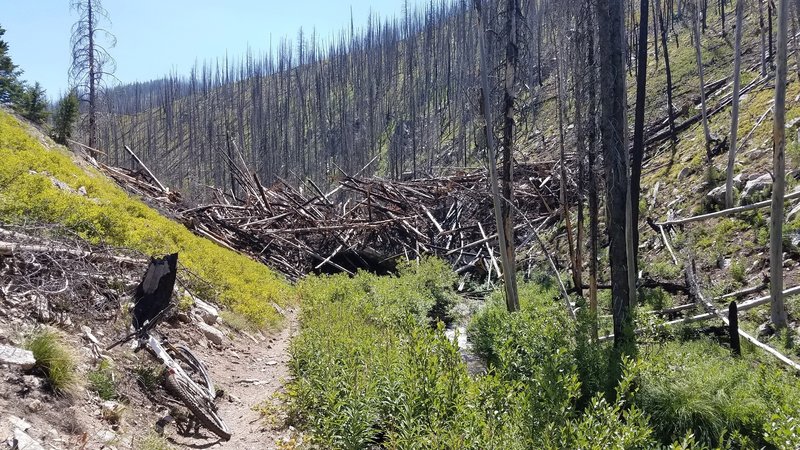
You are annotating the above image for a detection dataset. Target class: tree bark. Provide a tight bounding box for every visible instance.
[587,0,600,339]
[693,0,713,148]
[726,0,745,209]
[631,0,649,274]
[657,0,676,139]
[599,0,635,357]
[501,0,521,312]
[770,0,789,329]
[475,0,519,312]
[760,0,768,76]
[87,0,97,154]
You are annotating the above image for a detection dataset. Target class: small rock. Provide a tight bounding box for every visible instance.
[77,186,87,196]
[23,375,42,390]
[196,322,225,346]
[8,415,32,431]
[193,297,219,325]
[14,428,46,450]
[706,185,727,206]
[101,400,125,423]
[0,344,36,370]
[265,360,278,366]
[741,173,773,203]
[27,399,43,412]
[732,173,748,190]
[95,429,116,444]
[757,321,775,338]
[677,167,693,180]
[176,312,192,323]
[228,394,242,403]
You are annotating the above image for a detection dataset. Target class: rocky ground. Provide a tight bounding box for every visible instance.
[0,228,300,450]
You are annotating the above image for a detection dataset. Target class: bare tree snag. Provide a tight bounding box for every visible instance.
[692,0,713,148]
[631,0,650,273]
[726,0,745,209]
[770,0,789,329]
[599,0,635,357]
[475,0,519,312]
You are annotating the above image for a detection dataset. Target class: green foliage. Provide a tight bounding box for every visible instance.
[729,259,746,285]
[0,111,293,327]
[137,432,175,450]
[88,359,118,400]
[51,89,79,144]
[639,287,673,311]
[219,310,256,333]
[17,82,49,124]
[289,270,660,448]
[636,339,800,448]
[647,259,683,280]
[0,24,23,105]
[26,328,79,394]
[133,364,162,391]
[763,405,800,449]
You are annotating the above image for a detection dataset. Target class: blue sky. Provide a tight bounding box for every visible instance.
[2,0,425,100]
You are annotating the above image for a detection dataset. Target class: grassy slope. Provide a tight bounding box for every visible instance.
[0,110,293,328]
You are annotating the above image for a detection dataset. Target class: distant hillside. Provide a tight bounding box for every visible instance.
[93,0,786,205]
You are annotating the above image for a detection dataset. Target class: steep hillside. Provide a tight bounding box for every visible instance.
[0,109,293,327]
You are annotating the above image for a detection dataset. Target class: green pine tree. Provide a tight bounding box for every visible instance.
[52,89,80,144]
[0,24,23,105]
[18,82,49,124]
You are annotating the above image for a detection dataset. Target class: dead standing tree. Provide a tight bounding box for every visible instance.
[475,0,519,312]
[70,0,116,156]
[598,0,635,371]
[770,0,789,329]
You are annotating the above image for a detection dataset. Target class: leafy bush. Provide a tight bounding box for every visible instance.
[648,260,683,280]
[289,269,662,448]
[729,259,746,285]
[0,111,293,327]
[639,287,672,311]
[88,359,118,400]
[26,328,79,394]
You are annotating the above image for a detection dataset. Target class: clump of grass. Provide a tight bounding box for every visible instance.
[137,432,175,450]
[647,260,682,280]
[88,359,118,400]
[133,364,162,391]
[176,292,195,312]
[220,310,257,333]
[26,328,79,394]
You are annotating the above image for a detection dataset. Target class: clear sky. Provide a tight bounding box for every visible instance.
[2,0,425,100]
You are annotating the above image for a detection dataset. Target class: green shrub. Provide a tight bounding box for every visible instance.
[639,287,673,311]
[648,260,682,280]
[137,432,175,450]
[729,259,746,285]
[26,328,79,394]
[88,359,118,400]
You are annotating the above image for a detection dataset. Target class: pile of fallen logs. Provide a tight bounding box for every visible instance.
[180,162,568,280]
[95,146,572,281]
[0,225,146,324]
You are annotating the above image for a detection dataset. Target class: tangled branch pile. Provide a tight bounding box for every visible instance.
[0,225,145,324]
[97,151,573,280]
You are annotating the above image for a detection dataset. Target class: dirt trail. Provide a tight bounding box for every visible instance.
[166,309,298,450]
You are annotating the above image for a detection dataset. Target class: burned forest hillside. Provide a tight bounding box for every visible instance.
[4,0,800,448]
